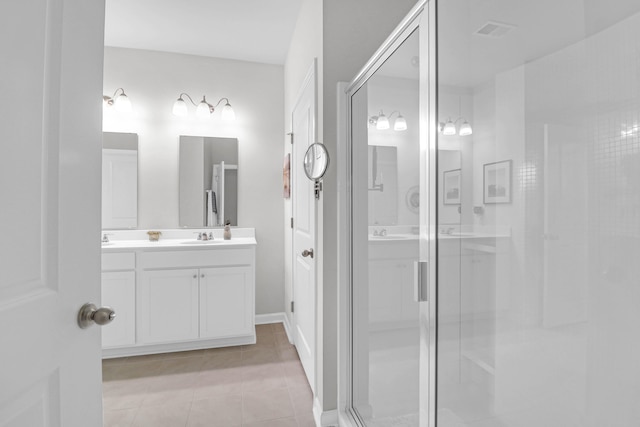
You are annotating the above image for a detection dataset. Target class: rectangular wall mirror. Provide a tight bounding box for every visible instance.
[102,132,138,229]
[179,136,238,227]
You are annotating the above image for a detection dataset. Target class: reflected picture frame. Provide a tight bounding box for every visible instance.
[483,160,512,204]
[443,169,461,205]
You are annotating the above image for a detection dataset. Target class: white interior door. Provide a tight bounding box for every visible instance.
[0,0,105,425]
[291,61,318,392]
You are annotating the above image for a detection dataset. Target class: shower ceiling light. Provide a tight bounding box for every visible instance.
[172,93,235,121]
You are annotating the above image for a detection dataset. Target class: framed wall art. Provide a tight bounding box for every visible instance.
[443,169,461,205]
[483,160,512,204]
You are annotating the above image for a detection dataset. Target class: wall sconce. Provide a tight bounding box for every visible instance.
[439,117,473,136]
[103,88,132,113]
[369,110,407,131]
[440,95,472,136]
[172,93,235,121]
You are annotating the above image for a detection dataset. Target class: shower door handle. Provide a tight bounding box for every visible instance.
[414,261,429,302]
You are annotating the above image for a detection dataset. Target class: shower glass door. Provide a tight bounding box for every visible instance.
[435,0,640,426]
[348,3,434,424]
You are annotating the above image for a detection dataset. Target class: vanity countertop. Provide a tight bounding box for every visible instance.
[101,237,257,251]
[101,228,257,251]
[369,226,511,244]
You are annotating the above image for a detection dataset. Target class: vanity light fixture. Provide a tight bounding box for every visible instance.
[440,96,473,136]
[439,117,473,136]
[368,110,407,131]
[172,93,235,121]
[103,88,132,113]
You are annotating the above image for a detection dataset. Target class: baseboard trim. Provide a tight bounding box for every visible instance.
[102,334,255,359]
[255,312,284,325]
[255,312,294,344]
[313,397,339,426]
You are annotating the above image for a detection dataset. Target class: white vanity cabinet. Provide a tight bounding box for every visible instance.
[139,269,200,344]
[101,253,136,348]
[368,239,419,327]
[101,238,256,358]
[199,266,253,339]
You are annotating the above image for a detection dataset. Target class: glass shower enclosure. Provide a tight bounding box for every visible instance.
[345,0,640,426]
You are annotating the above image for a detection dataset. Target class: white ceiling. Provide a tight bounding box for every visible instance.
[104,0,304,65]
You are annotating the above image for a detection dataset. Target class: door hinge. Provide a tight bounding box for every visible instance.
[287,132,293,144]
[291,301,294,313]
[315,181,323,200]
[290,217,294,229]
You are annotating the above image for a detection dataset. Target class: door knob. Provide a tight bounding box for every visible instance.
[77,303,116,329]
[302,248,314,258]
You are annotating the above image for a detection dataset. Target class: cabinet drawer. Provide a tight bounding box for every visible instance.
[140,249,253,269]
[102,252,136,271]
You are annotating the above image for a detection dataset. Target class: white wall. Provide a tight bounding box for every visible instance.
[103,47,285,315]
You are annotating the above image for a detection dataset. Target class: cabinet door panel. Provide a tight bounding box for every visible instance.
[200,266,253,338]
[139,269,199,343]
[102,271,136,348]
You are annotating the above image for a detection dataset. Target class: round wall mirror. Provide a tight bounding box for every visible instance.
[303,143,330,180]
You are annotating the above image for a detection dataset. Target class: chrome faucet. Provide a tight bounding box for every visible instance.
[196,231,214,241]
[372,228,388,237]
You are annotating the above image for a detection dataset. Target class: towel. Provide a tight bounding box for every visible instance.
[205,190,216,227]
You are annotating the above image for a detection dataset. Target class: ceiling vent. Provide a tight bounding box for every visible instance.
[474,21,516,38]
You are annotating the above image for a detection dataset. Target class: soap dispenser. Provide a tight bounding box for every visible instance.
[223,220,232,240]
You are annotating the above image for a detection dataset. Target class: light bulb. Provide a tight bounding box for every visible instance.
[221,102,235,121]
[442,119,456,136]
[172,98,188,116]
[459,121,473,136]
[113,93,132,113]
[376,113,390,130]
[394,115,407,131]
[196,98,211,119]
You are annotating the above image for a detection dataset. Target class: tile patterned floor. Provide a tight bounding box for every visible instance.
[102,323,316,427]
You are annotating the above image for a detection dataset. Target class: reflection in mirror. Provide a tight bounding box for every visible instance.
[179,136,238,227]
[351,28,420,426]
[102,132,138,229]
[439,149,462,225]
[368,145,397,225]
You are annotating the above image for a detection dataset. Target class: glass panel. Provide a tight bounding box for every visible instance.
[436,1,640,426]
[351,29,421,426]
